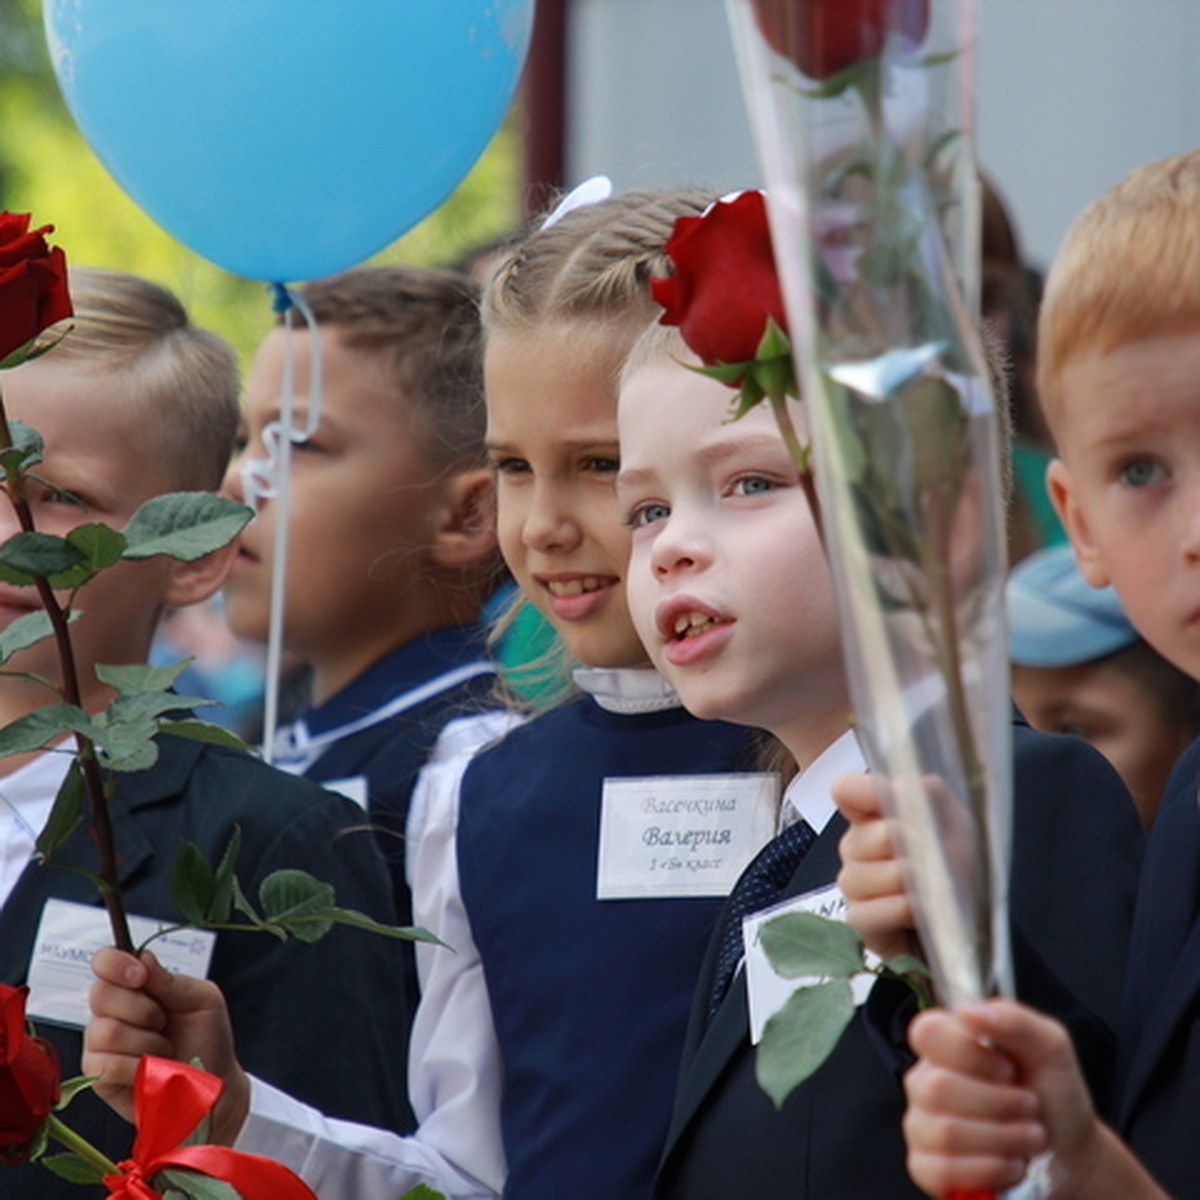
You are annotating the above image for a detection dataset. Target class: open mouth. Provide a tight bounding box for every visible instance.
[670,610,730,641]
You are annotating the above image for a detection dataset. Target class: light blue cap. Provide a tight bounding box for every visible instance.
[1007,545,1138,668]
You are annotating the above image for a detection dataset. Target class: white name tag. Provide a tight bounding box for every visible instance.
[323,774,368,810]
[596,773,778,899]
[26,898,217,1029]
[744,883,877,1045]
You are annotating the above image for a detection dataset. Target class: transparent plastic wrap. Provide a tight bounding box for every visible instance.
[726,0,1013,1012]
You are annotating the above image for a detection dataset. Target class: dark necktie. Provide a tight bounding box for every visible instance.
[706,817,818,1025]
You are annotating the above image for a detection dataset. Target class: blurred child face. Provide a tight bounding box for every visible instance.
[1012,659,1191,828]
[484,329,649,669]
[1049,330,1200,684]
[224,326,456,702]
[0,357,180,704]
[617,355,849,763]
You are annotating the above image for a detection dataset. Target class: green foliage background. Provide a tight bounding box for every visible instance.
[0,0,523,363]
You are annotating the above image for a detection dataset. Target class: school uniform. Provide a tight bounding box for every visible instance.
[654,713,1143,1200]
[1116,736,1200,1196]
[0,731,412,1200]
[454,668,764,1200]
[271,623,498,1000]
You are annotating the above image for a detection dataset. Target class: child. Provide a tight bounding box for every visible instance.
[222,266,501,978]
[85,190,769,1200]
[614,309,1141,1198]
[1008,544,1197,828]
[0,267,411,1197]
[892,148,1200,1199]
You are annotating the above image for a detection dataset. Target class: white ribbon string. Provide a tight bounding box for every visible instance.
[241,286,323,763]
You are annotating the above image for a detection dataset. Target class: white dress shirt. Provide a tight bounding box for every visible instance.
[238,706,519,1199]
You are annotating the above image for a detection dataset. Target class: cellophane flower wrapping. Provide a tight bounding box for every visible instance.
[727,0,1012,1007]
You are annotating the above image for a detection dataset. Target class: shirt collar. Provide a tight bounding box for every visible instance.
[571,666,682,715]
[779,727,865,835]
[304,623,492,736]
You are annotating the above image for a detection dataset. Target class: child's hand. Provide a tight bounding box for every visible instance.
[833,771,916,961]
[904,1001,1163,1199]
[85,948,250,1145]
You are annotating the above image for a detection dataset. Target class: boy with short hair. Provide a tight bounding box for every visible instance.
[0,267,411,1197]
[884,149,1200,1197]
[222,267,502,996]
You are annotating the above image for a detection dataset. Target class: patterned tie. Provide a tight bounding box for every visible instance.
[706,817,818,1024]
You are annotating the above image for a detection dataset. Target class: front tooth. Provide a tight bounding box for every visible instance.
[689,612,709,629]
[583,576,600,592]
[674,614,691,635]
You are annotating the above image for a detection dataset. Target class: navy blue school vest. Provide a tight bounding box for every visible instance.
[457,694,757,1200]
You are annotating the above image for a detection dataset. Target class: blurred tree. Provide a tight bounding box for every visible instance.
[0,0,522,363]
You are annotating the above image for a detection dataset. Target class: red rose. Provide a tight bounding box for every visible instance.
[752,0,931,80]
[0,212,72,366]
[0,984,60,1163]
[652,190,788,370]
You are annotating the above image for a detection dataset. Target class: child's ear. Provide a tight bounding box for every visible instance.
[430,467,498,569]
[1046,458,1112,588]
[162,540,239,608]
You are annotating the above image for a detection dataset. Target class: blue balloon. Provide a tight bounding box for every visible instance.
[43,1,535,282]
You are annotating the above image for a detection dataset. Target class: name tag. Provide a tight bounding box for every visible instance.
[744,883,877,1044]
[323,774,368,809]
[596,773,778,899]
[26,898,217,1029]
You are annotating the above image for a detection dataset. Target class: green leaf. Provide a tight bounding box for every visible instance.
[0,608,78,666]
[55,1073,98,1110]
[759,911,866,979]
[158,718,248,752]
[35,759,85,859]
[884,953,933,980]
[208,826,242,924]
[754,979,856,1109]
[0,530,84,583]
[121,493,252,562]
[259,870,336,943]
[398,1187,448,1200]
[170,841,217,926]
[94,715,162,773]
[232,874,264,926]
[327,907,445,946]
[153,1167,242,1200]
[41,1153,107,1185]
[103,689,211,728]
[46,523,128,589]
[685,359,750,387]
[0,420,43,472]
[96,659,192,695]
[0,703,99,758]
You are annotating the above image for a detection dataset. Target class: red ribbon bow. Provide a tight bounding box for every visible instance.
[102,1057,318,1200]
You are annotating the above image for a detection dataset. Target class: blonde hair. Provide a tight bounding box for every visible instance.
[37,267,239,490]
[482,187,714,349]
[1038,150,1200,433]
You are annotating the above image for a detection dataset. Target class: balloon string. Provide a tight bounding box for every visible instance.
[251,283,323,764]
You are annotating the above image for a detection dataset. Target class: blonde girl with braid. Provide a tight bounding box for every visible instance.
[83,189,769,1200]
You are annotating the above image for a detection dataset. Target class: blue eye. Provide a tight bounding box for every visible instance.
[731,475,774,497]
[628,501,670,529]
[1118,459,1164,488]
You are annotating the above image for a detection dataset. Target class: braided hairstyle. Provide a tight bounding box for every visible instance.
[482,188,715,349]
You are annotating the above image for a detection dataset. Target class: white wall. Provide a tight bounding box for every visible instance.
[567,0,1200,269]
